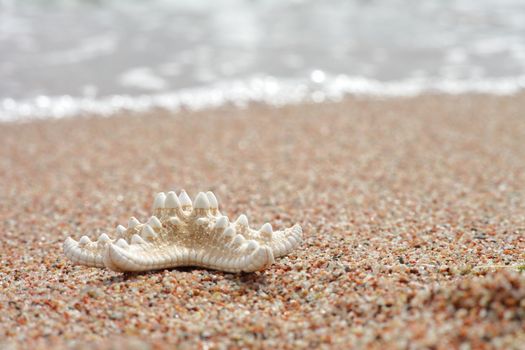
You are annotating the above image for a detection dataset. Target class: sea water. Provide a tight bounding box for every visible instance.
[1,0,525,121]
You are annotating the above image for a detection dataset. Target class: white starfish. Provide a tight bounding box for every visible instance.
[63,190,303,273]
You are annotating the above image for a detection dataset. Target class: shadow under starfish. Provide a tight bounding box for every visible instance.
[99,268,271,290]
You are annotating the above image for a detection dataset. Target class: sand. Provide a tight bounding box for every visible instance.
[1,94,525,349]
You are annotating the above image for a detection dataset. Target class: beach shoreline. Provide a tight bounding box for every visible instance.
[1,94,525,349]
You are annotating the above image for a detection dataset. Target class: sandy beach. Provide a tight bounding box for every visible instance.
[1,94,525,349]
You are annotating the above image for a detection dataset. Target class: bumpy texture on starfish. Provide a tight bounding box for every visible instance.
[63,190,303,273]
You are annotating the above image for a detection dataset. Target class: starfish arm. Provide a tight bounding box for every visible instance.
[63,235,111,268]
[102,240,274,273]
[266,224,303,258]
[62,215,157,268]
[103,242,177,272]
[243,223,303,258]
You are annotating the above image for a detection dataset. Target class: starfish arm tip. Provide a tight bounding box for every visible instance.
[63,237,105,268]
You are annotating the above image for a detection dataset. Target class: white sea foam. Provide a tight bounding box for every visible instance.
[2,74,525,122]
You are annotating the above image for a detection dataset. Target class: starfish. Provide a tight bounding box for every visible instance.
[63,190,303,273]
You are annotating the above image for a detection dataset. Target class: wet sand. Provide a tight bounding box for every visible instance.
[1,94,525,349]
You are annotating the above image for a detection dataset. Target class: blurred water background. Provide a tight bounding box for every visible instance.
[1,0,525,121]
